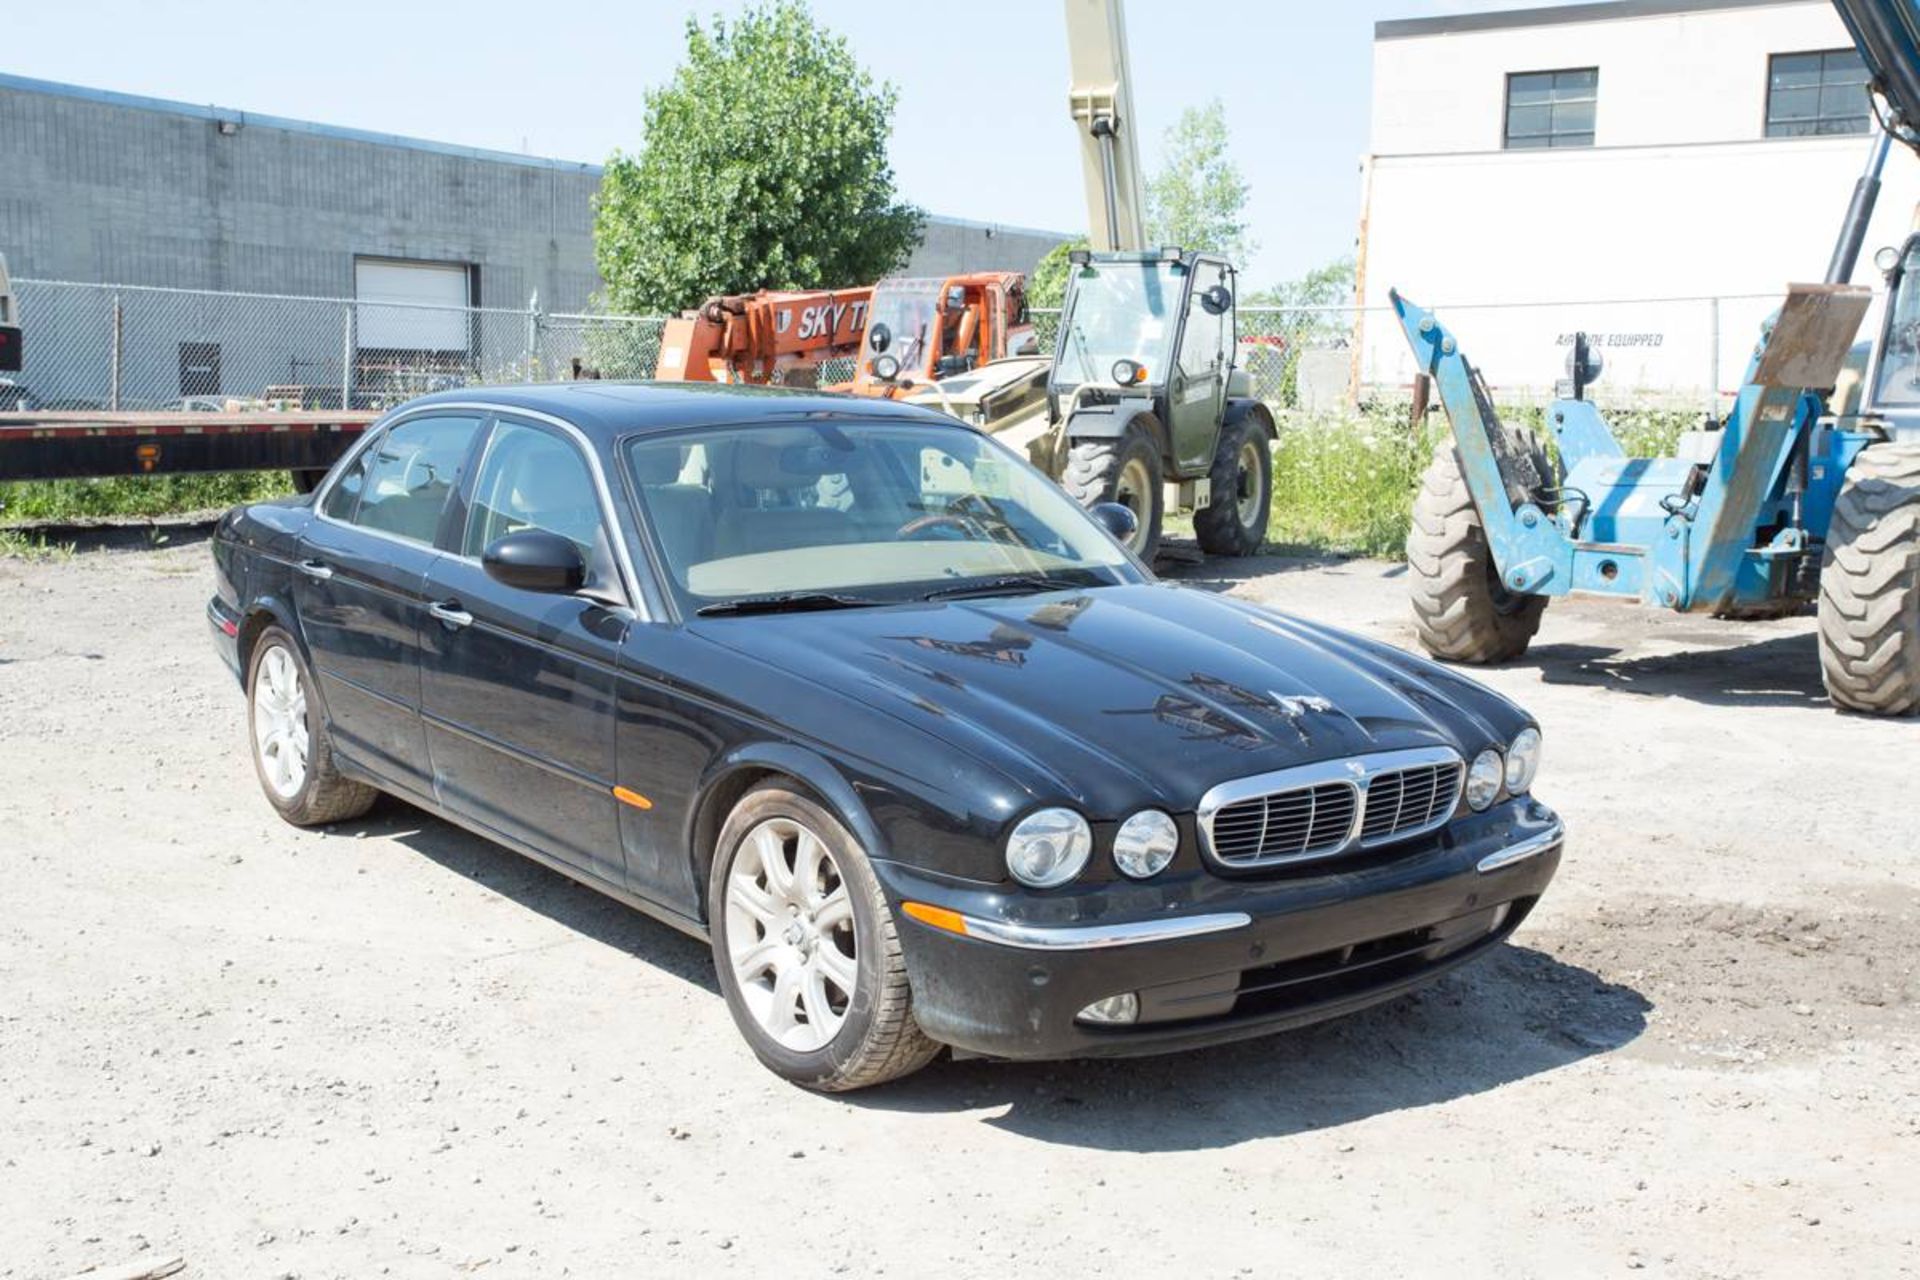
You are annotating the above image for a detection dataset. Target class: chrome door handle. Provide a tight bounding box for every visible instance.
[428,600,473,629]
[297,558,334,581]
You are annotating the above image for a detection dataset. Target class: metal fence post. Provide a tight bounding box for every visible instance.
[109,292,123,411]
[341,302,354,411]
[1706,295,1721,421]
[525,291,541,383]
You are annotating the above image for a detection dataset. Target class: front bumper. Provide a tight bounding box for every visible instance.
[207,595,243,682]
[877,798,1563,1061]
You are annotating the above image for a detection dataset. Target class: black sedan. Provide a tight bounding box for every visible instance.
[208,383,1563,1091]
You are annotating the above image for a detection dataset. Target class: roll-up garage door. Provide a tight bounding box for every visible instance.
[354,259,471,351]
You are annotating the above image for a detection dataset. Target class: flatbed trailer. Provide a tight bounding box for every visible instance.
[0,410,377,491]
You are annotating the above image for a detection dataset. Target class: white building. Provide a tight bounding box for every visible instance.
[1356,0,1920,403]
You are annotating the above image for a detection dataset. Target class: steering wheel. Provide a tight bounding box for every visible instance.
[897,512,977,541]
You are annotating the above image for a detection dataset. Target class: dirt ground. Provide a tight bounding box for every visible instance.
[2,529,1916,1280]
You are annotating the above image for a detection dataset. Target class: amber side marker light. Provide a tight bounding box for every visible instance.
[902,902,969,936]
[612,786,654,810]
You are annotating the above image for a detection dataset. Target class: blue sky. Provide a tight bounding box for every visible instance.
[8,0,1566,286]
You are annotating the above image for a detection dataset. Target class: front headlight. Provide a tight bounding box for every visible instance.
[1112,809,1179,879]
[1466,748,1504,811]
[1505,727,1541,794]
[1005,807,1092,888]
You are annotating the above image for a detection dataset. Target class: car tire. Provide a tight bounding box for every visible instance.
[1818,442,1920,715]
[1406,428,1549,664]
[246,625,378,826]
[1063,419,1163,562]
[1193,408,1273,557]
[708,784,941,1092]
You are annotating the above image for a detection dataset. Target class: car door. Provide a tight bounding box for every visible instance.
[418,416,631,885]
[296,412,483,797]
[1168,259,1232,473]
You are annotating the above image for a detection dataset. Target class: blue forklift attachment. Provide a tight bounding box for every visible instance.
[1391,284,1874,615]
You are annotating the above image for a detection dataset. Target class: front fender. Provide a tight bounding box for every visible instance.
[1223,396,1277,439]
[694,741,890,861]
[1064,397,1166,458]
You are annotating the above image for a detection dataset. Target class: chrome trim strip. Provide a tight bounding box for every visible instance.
[955,910,1253,951]
[1195,745,1465,870]
[1475,821,1566,874]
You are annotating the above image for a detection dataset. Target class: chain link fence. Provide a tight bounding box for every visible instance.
[4,279,1822,418]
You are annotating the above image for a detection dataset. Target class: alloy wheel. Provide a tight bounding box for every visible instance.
[252,644,310,799]
[725,817,858,1052]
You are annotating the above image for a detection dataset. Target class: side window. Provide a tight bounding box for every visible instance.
[353,415,482,545]
[1179,264,1227,380]
[464,421,616,591]
[320,436,374,522]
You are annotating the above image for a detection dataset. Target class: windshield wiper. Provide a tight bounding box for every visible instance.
[695,591,887,617]
[922,575,1087,601]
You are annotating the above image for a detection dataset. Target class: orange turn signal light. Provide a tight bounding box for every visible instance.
[902,901,969,936]
[612,786,654,810]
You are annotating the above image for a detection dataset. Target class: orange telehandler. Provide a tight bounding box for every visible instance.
[652,271,1033,396]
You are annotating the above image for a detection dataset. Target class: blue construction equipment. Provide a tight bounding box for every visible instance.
[1391,0,1920,716]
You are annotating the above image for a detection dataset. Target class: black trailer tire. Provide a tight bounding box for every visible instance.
[246,625,379,826]
[1193,408,1273,557]
[1063,418,1163,561]
[1817,443,1920,716]
[709,783,942,1092]
[1406,429,1549,664]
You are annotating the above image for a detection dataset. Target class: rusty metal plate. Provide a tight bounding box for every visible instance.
[1752,283,1873,391]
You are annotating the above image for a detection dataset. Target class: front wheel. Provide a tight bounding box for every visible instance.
[709,784,941,1092]
[1193,410,1273,557]
[1818,443,1920,715]
[1062,419,1163,561]
[1406,429,1548,663]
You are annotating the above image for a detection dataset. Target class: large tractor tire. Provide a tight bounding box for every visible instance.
[1063,418,1163,562]
[1194,409,1274,558]
[1406,427,1550,664]
[1817,442,1920,716]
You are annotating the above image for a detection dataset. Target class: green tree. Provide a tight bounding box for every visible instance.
[1145,100,1253,263]
[593,1,924,314]
[1251,256,1356,344]
[1027,236,1089,310]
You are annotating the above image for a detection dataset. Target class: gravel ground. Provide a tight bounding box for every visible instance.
[2,532,1915,1279]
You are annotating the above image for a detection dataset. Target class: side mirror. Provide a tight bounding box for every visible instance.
[483,529,586,594]
[1875,244,1901,276]
[1089,501,1139,544]
[1200,284,1233,316]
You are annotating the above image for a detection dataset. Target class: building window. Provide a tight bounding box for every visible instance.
[1767,50,1870,137]
[1505,68,1597,149]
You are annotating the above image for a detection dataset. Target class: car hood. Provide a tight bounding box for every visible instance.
[691,583,1525,817]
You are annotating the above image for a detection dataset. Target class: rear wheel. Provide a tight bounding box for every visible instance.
[246,626,377,825]
[1063,418,1163,561]
[1406,428,1549,663]
[1194,410,1273,557]
[1818,443,1920,715]
[709,784,940,1092]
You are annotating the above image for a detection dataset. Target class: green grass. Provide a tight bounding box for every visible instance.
[1257,403,1699,561]
[0,471,294,524]
[0,528,78,560]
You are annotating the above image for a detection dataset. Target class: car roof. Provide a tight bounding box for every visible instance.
[395,380,972,442]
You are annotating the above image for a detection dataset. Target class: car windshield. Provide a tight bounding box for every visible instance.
[857,279,943,383]
[1054,260,1185,387]
[626,419,1142,612]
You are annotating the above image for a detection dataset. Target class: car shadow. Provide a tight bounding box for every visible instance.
[333,804,1647,1151]
[855,944,1649,1153]
[343,797,719,993]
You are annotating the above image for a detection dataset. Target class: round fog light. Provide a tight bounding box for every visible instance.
[1113,809,1179,879]
[1466,748,1504,811]
[1075,993,1140,1026]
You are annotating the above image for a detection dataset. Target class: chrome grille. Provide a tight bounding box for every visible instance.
[1208,784,1358,864]
[1359,760,1462,845]
[1197,747,1464,870]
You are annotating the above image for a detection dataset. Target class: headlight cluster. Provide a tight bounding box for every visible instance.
[1466,728,1543,811]
[1005,806,1181,887]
